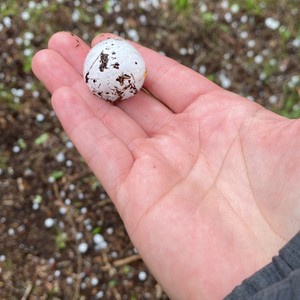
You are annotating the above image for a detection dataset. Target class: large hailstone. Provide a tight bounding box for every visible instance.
[83,38,146,102]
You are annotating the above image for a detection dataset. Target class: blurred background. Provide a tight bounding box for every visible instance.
[0,0,299,299]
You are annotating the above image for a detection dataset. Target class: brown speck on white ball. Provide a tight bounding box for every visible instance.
[83,39,146,102]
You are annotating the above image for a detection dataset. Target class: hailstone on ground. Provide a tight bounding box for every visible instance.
[83,38,146,102]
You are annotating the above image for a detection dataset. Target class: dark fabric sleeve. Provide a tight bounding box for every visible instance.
[224,231,300,300]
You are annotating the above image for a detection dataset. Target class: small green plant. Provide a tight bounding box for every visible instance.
[172,0,191,12]
[33,194,43,204]
[49,170,64,181]
[34,132,50,145]
[17,138,27,150]
[108,279,118,288]
[92,226,102,235]
[23,54,33,73]
[55,230,68,250]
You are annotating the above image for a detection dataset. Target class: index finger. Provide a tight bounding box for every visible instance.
[92,34,222,113]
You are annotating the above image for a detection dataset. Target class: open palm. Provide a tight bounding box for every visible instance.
[32,32,300,299]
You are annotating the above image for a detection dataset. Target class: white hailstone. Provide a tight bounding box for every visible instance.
[240,15,248,23]
[36,113,45,122]
[269,58,277,66]
[138,271,147,281]
[265,17,280,30]
[262,49,270,56]
[100,193,106,200]
[239,31,248,39]
[226,63,232,70]
[268,95,278,104]
[24,48,33,56]
[0,255,6,262]
[3,16,12,28]
[25,82,32,90]
[68,184,75,191]
[78,192,85,200]
[83,218,91,226]
[94,241,108,251]
[11,88,24,97]
[75,232,83,240]
[224,12,232,23]
[83,39,146,102]
[64,198,71,205]
[93,234,104,244]
[106,227,114,235]
[59,207,67,215]
[231,21,238,29]
[24,31,34,40]
[58,190,65,200]
[32,90,40,98]
[223,52,230,60]
[220,0,229,9]
[44,218,55,228]
[254,55,264,64]
[246,50,254,57]
[288,75,300,88]
[114,3,121,13]
[230,4,240,13]
[111,251,118,258]
[66,276,73,284]
[96,290,104,299]
[127,28,139,42]
[71,9,80,22]
[139,14,147,25]
[179,48,188,56]
[82,32,89,41]
[291,75,300,85]
[80,207,87,214]
[200,3,207,12]
[8,228,14,236]
[218,72,232,89]
[17,225,25,233]
[48,257,55,264]
[28,1,36,9]
[91,277,99,286]
[54,270,61,277]
[12,145,21,153]
[32,202,40,210]
[66,160,73,167]
[86,225,93,231]
[56,152,65,163]
[94,14,103,27]
[198,65,206,74]
[65,140,74,148]
[259,72,267,81]
[24,168,32,176]
[116,16,124,25]
[78,242,89,253]
[292,38,300,48]
[48,176,55,183]
[247,39,256,48]
[15,37,23,45]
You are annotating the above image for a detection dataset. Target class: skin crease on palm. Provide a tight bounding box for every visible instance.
[32,32,300,299]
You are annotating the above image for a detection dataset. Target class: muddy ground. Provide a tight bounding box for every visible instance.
[0,0,299,299]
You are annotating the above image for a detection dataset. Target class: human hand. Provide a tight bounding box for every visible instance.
[32,32,300,299]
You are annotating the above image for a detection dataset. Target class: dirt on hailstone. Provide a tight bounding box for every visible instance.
[0,1,299,299]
